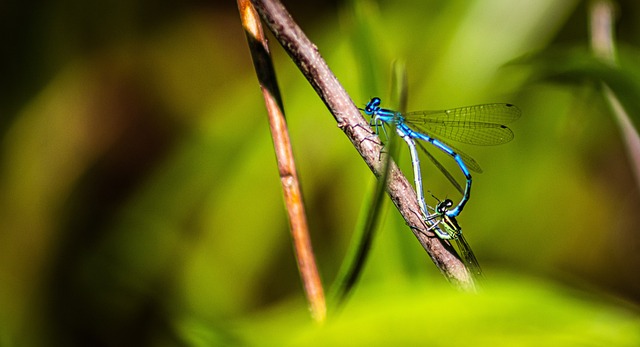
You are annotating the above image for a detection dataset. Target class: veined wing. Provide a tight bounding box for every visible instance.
[405,103,520,124]
[453,233,483,278]
[404,104,520,146]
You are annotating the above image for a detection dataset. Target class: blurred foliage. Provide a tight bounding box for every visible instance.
[2,0,640,346]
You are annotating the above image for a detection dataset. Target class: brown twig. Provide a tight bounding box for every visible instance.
[238,0,326,321]
[250,0,475,290]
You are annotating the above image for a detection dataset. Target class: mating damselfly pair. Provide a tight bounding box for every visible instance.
[361,97,520,277]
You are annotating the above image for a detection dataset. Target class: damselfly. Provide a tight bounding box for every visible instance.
[362,97,520,218]
[427,197,483,278]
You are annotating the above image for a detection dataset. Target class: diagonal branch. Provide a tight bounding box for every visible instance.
[238,0,326,321]
[250,0,475,290]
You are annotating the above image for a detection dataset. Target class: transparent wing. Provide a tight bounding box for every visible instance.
[415,141,465,195]
[405,103,521,124]
[404,103,521,146]
[453,233,483,278]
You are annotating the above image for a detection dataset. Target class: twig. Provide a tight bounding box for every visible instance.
[250,0,475,290]
[238,0,326,322]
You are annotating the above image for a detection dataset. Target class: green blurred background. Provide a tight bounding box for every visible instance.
[2,0,640,345]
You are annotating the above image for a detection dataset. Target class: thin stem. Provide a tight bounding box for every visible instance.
[589,0,640,192]
[330,63,407,307]
[250,0,474,290]
[238,0,326,322]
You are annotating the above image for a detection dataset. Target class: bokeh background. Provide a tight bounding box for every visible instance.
[2,0,640,345]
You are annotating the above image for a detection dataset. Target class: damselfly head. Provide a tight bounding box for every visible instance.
[364,97,381,115]
[436,199,454,214]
